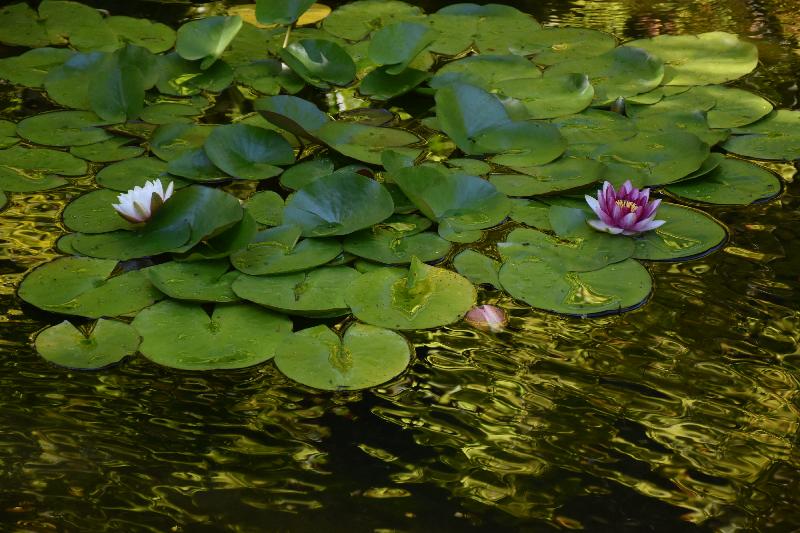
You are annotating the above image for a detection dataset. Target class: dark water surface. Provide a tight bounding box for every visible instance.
[2,0,800,531]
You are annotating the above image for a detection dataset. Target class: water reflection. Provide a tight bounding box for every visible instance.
[2,0,800,531]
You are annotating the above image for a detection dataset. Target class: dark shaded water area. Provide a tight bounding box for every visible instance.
[1,0,800,531]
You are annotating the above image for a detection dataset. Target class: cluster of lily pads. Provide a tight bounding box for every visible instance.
[1,0,796,389]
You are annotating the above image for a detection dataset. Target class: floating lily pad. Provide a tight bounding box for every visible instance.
[0,167,66,192]
[146,260,239,302]
[626,32,758,86]
[453,249,501,289]
[446,158,491,176]
[344,216,451,264]
[391,163,511,232]
[509,199,552,229]
[666,158,781,205]
[497,73,594,119]
[40,0,118,52]
[255,95,329,141]
[280,39,356,88]
[132,300,292,370]
[63,189,136,233]
[316,122,420,164]
[231,224,342,275]
[631,203,727,261]
[0,146,87,176]
[19,256,163,318]
[722,110,800,160]
[499,258,652,316]
[476,122,567,166]
[255,0,316,24]
[140,102,204,125]
[88,57,145,123]
[233,265,360,316]
[274,323,411,390]
[156,53,234,96]
[0,47,73,87]
[490,156,604,197]
[96,157,185,191]
[35,319,140,369]
[322,0,422,41]
[552,109,637,151]
[167,148,229,182]
[369,21,435,73]
[69,136,144,162]
[106,16,176,54]
[43,51,107,109]
[547,46,664,102]
[0,3,50,48]
[279,158,334,190]
[176,16,243,69]
[430,54,541,91]
[283,171,394,236]
[245,190,284,225]
[527,28,617,65]
[346,258,476,330]
[590,132,709,186]
[0,121,17,149]
[150,123,215,161]
[359,66,429,100]
[17,111,112,147]
[435,83,510,155]
[204,124,295,180]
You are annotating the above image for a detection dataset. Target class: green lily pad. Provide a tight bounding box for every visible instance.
[132,300,292,370]
[233,265,360,316]
[146,260,239,303]
[0,121,17,149]
[35,319,140,369]
[346,258,476,330]
[255,0,315,24]
[204,124,295,180]
[140,102,204,125]
[446,158,491,176]
[666,158,781,205]
[359,67,429,100]
[283,171,394,237]
[69,136,144,162]
[631,203,727,261]
[245,190,284,226]
[499,258,652,316]
[231,225,342,275]
[87,57,145,123]
[632,110,728,147]
[722,110,800,160]
[19,257,163,318]
[106,16,176,54]
[702,86,773,129]
[547,46,664,102]
[490,156,605,196]
[63,189,136,233]
[497,73,594,119]
[17,111,112,147]
[626,32,757,86]
[280,39,356,88]
[0,47,73,87]
[316,122,421,164]
[430,54,541,91]
[322,0,422,41]
[526,28,617,66]
[39,0,118,52]
[590,132,709,186]
[71,185,243,260]
[0,167,66,192]
[0,146,87,176]
[552,109,637,151]
[43,51,107,110]
[453,249,501,289]
[476,122,567,166]
[150,123,215,161]
[279,158,334,190]
[96,157,187,191]
[369,21,435,74]
[255,95,329,141]
[274,323,411,390]
[156,53,234,96]
[344,215,451,264]
[167,148,230,182]
[509,199,552,229]
[0,191,6,210]
[0,3,50,47]
[391,163,511,232]
[435,83,510,155]
[176,16,243,69]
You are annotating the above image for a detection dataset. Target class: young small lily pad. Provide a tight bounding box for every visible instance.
[245,190,284,226]
[204,124,295,180]
[665,158,781,205]
[146,260,240,302]
[35,319,141,369]
[233,265,360,316]
[19,256,163,318]
[631,203,727,261]
[283,171,395,237]
[132,300,292,370]
[274,323,411,390]
[499,258,652,316]
[346,258,477,330]
[453,249,501,289]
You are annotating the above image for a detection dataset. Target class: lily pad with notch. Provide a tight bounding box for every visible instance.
[146,259,240,302]
[721,110,800,161]
[230,224,342,275]
[176,15,243,69]
[453,249,501,289]
[245,190,284,226]
[17,110,112,147]
[490,156,605,197]
[70,136,144,162]
[631,202,727,261]
[63,189,136,233]
[0,47,74,87]
[666,158,781,205]
[203,123,295,180]
[35,319,141,369]
[279,39,356,88]
[274,323,411,390]
[96,157,188,191]
[343,215,451,264]
[316,121,421,165]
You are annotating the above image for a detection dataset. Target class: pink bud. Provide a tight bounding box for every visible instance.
[464,305,508,332]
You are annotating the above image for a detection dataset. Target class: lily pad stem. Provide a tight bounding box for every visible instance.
[282,23,293,49]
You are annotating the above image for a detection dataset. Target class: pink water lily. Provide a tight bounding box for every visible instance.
[585,180,665,236]
[464,305,508,332]
[112,179,174,224]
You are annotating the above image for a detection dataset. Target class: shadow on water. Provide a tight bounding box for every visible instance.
[1,0,800,531]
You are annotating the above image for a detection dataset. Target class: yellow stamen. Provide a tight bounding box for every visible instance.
[615,199,639,212]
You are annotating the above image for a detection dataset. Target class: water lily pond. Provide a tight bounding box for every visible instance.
[1,0,799,530]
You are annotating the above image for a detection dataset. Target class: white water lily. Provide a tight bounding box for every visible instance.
[112,179,174,223]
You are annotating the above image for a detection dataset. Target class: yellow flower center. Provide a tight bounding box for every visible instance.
[615,199,639,212]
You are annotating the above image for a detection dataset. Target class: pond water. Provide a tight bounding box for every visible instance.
[1,0,800,531]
